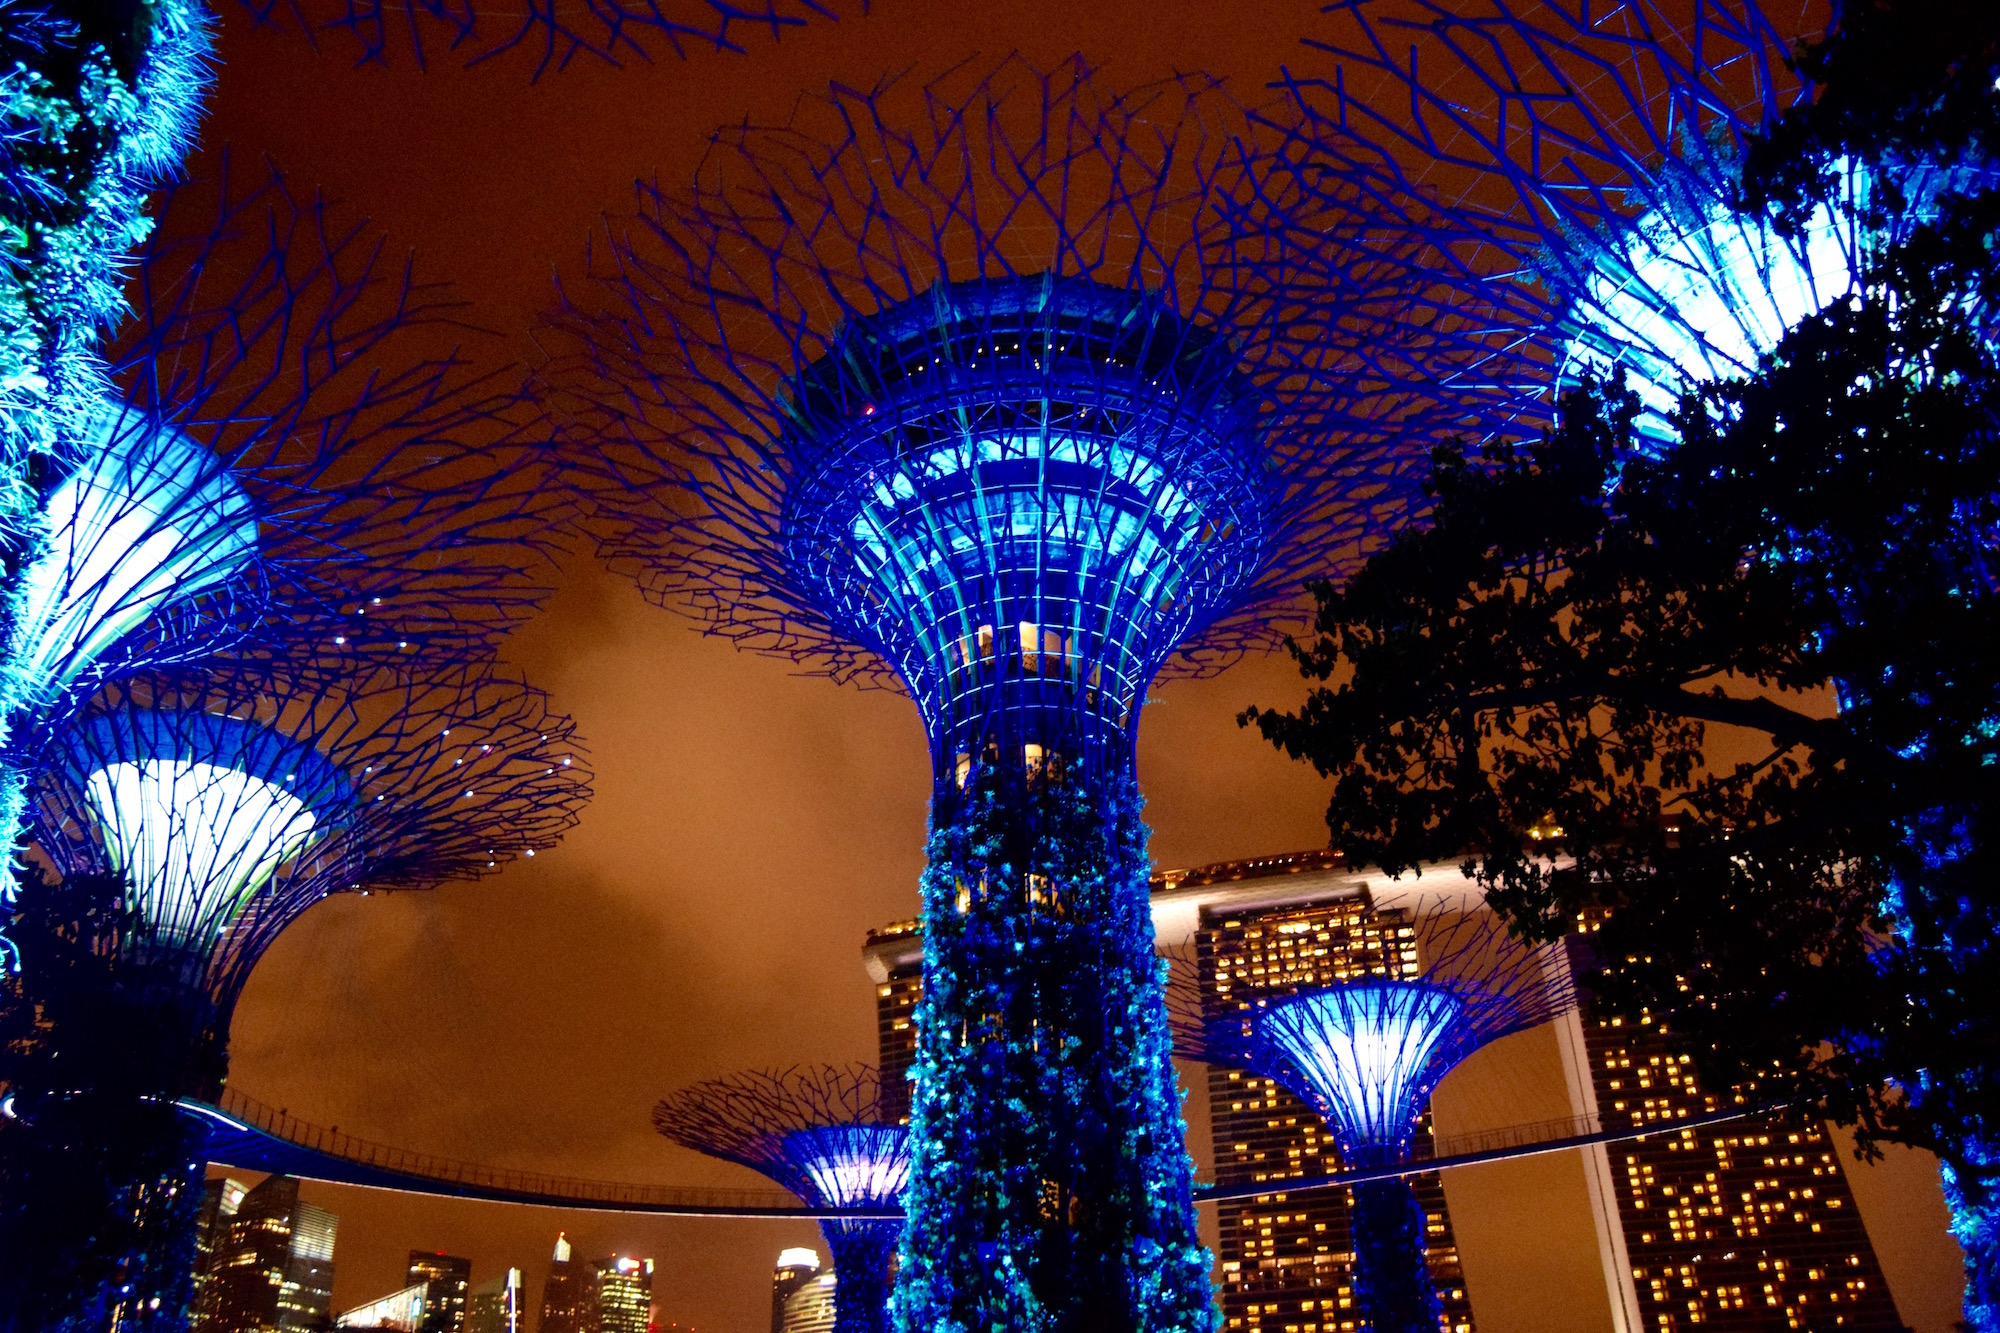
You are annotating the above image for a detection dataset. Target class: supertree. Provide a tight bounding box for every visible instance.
[1260,0,2000,1318]
[0,157,564,967]
[0,657,588,1331]
[655,1065,909,1333]
[540,56,1493,1332]
[1255,0,1993,447]
[1167,895,1572,1333]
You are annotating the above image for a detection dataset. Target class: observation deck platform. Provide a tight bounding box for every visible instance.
[181,1086,1774,1218]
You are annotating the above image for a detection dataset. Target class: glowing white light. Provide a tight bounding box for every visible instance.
[9,411,257,698]
[82,759,323,946]
[849,431,1201,605]
[783,1125,911,1207]
[1566,159,1983,442]
[1255,982,1465,1154]
[777,1248,821,1271]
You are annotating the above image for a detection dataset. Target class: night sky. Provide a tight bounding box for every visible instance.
[192,3,1966,1329]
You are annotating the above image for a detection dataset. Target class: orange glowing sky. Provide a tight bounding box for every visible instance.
[197,3,1965,1328]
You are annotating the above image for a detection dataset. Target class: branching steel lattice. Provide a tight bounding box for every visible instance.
[656,1065,909,1333]
[543,56,1494,1333]
[1170,896,1572,1333]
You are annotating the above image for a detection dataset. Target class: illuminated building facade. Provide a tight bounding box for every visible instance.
[773,1249,823,1333]
[336,1284,429,1331]
[1568,982,1905,1330]
[199,1175,338,1333]
[190,1176,249,1329]
[466,1270,524,1333]
[537,1235,596,1333]
[782,1270,839,1333]
[592,1256,654,1333]
[1158,854,1475,1333]
[861,923,923,1122]
[408,1252,472,1333]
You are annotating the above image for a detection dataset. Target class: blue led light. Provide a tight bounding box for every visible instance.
[781,1125,912,1208]
[1557,157,1989,444]
[1254,982,1464,1160]
[782,275,1268,776]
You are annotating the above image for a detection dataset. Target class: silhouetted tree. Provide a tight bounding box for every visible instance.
[1248,5,1999,1316]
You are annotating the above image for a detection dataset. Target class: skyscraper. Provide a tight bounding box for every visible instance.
[407,1252,472,1333]
[860,922,922,1123]
[465,1270,524,1333]
[592,1256,653,1333]
[779,1270,838,1333]
[1165,853,1475,1333]
[335,1284,429,1330]
[771,1249,821,1333]
[536,1235,595,1333]
[1557,932,1907,1330]
[199,1175,338,1332]
[190,1176,249,1330]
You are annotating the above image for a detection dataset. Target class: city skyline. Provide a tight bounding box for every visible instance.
[132,4,1976,1332]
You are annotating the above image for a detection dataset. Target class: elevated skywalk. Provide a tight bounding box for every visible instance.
[182,1085,1772,1217]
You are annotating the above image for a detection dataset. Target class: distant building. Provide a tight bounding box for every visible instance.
[199,1174,339,1332]
[778,1270,836,1333]
[465,1269,524,1333]
[592,1256,654,1333]
[190,1176,249,1329]
[861,921,923,1122]
[1560,927,1907,1330]
[335,1283,428,1331]
[407,1252,472,1333]
[536,1235,596,1333]
[770,1249,821,1333]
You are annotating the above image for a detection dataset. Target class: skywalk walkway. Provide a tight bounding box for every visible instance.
[183,1086,1774,1219]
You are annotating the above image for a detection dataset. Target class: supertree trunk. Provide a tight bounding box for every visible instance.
[895,761,1212,1333]
[1943,1144,2000,1333]
[0,1088,210,1333]
[822,1222,898,1333]
[1348,1177,1442,1333]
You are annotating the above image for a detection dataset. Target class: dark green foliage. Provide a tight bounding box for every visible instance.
[896,761,1212,1333]
[1348,1178,1440,1333]
[0,865,218,1332]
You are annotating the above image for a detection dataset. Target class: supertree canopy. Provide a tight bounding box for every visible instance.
[0,659,588,1329]
[1266,0,1989,445]
[0,160,565,966]
[655,1065,910,1333]
[545,56,1477,1333]
[1169,896,1572,1333]
[773,272,1271,777]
